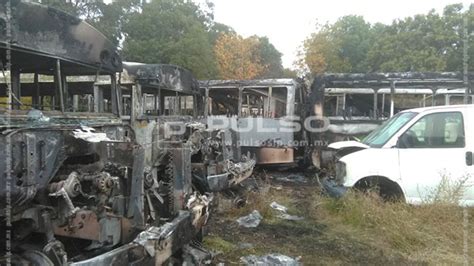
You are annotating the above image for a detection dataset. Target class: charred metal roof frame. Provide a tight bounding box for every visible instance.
[200,78,303,120]
[123,62,200,95]
[310,72,474,109]
[311,72,474,89]
[200,78,300,89]
[310,72,474,119]
[0,1,122,75]
[199,79,303,116]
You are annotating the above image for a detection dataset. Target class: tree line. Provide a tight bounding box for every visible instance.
[297,3,474,75]
[35,1,473,78]
[35,0,292,80]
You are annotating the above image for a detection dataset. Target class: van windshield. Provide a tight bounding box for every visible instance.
[363,112,417,147]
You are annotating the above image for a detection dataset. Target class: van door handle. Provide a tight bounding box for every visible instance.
[467,151,473,166]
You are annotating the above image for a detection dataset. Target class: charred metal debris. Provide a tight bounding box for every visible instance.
[0,1,253,265]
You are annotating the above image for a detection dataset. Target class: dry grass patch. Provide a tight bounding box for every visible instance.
[310,190,473,264]
[205,174,473,265]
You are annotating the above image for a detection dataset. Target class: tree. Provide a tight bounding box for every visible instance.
[298,25,351,74]
[33,0,285,80]
[298,16,372,75]
[442,4,474,72]
[299,5,474,74]
[122,0,218,79]
[330,16,373,72]
[90,0,142,46]
[34,0,96,17]
[366,11,450,72]
[364,4,474,72]
[214,33,265,79]
[253,36,284,78]
[209,22,235,44]
[282,68,298,79]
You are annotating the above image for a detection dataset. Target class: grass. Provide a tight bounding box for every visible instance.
[422,173,471,205]
[310,186,473,264]
[205,174,473,265]
[203,236,236,254]
[311,175,474,264]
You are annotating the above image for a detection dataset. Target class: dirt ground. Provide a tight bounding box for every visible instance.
[203,170,423,265]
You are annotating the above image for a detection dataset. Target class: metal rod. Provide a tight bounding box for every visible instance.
[238,87,243,117]
[463,16,469,104]
[158,88,162,115]
[11,68,21,110]
[268,86,273,118]
[175,91,179,115]
[56,59,65,112]
[93,85,100,113]
[390,81,395,117]
[381,93,385,116]
[160,88,165,116]
[373,89,378,119]
[33,73,39,108]
[62,72,69,111]
[342,93,346,116]
[111,74,121,115]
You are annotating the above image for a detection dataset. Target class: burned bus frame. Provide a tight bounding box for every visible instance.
[0,2,208,265]
[311,72,473,118]
[120,63,255,193]
[309,72,474,170]
[200,79,309,166]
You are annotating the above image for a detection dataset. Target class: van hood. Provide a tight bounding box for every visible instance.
[328,140,369,150]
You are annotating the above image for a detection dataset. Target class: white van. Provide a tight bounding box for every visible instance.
[325,105,474,205]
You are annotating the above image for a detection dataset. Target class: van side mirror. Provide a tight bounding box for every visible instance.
[396,136,406,148]
[397,130,418,149]
[467,151,473,166]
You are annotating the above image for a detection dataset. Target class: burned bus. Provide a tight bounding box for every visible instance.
[120,62,255,193]
[0,2,208,265]
[308,72,473,171]
[200,79,310,166]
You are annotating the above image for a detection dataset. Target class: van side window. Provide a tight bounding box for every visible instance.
[399,112,465,149]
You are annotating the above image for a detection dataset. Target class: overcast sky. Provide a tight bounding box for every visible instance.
[206,0,472,69]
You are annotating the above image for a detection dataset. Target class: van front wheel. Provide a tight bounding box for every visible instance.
[354,176,405,202]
